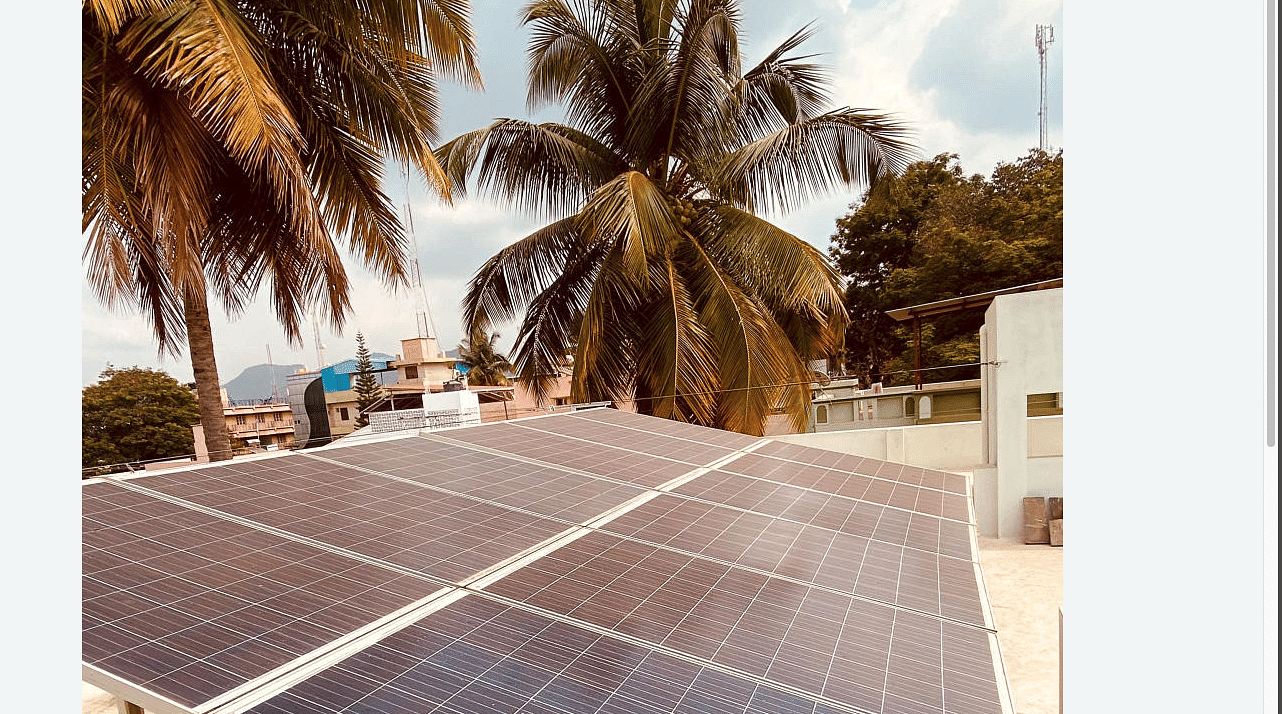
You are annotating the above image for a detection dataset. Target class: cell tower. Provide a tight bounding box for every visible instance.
[311,309,327,370]
[1035,24,1056,151]
[399,163,440,353]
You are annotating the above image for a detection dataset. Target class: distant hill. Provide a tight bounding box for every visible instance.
[222,363,304,402]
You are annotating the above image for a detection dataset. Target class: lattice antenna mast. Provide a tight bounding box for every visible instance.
[311,309,327,370]
[401,164,439,345]
[1036,24,1056,151]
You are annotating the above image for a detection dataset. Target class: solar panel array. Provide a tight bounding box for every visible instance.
[83,408,1011,714]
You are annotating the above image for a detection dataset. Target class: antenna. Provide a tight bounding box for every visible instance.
[311,310,327,370]
[400,164,439,346]
[266,344,279,401]
[1035,24,1056,151]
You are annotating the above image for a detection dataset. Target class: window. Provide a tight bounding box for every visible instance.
[816,405,828,424]
[856,401,864,420]
[404,365,419,380]
[905,396,916,417]
[339,407,350,421]
[1027,392,1064,416]
[256,414,265,423]
[235,415,246,425]
[273,412,282,422]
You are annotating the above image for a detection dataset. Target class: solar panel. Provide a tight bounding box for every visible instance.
[514,410,750,466]
[83,409,1011,714]
[429,421,709,488]
[478,530,1000,711]
[244,596,856,714]
[83,482,444,708]
[128,455,573,583]
[595,494,986,626]
[714,452,972,522]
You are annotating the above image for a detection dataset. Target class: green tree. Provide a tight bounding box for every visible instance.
[438,0,914,435]
[83,366,202,476]
[456,326,515,387]
[352,332,383,429]
[829,153,964,384]
[830,149,1063,385]
[82,0,481,461]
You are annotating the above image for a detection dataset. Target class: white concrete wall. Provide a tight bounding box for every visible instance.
[1027,416,1064,458]
[771,421,983,471]
[982,288,1064,538]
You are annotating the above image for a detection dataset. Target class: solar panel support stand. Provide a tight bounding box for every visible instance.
[117,701,143,714]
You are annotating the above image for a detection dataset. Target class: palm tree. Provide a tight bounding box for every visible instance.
[437,0,915,435]
[83,0,480,459]
[456,327,515,387]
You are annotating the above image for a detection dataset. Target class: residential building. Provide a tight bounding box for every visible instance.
[809,378,982,432]
[190,393,296,461]
[317,353,398,438]
[771,283,1064,539]
[389,336,457,389]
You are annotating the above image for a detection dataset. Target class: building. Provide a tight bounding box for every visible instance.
[772,283,1064,539]
[317,353,398,438]
[389,336,457,389]
[189,392,296,461]
[476,363,576,423]
[286,369,329,448]
[809,377,982,432]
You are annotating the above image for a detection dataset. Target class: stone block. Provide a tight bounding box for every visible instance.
[1023,497,1049,544]
[1049,518,1064,546]
[1048,497,1064,520]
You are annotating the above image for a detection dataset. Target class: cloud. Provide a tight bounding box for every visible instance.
[825,0,1062,174]
[908,0,1063,136]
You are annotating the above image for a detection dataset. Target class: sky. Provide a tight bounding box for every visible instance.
[78,0,1064,387]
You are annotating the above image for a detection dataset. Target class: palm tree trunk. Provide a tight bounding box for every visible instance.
[184,286,232,462]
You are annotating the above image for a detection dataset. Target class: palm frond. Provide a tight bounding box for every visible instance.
[462,216,584,334]
[700,204,845,316]
[576,171,682,282]
[509,247,603,405]
[716,108,917,213]
[634,254,720,424]
[731,24,830,137]
[571,251,643,405]
[434,119,626,217]
[627,0,741,166]
[681,238,808,435]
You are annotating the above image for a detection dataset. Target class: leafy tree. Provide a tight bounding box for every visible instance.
[82,0,481,460]
[83,366,201,476]
[829,153,964,384]
[457,327,515,387]
[829,149,1063,385]
[352,332,383,429]
[438,0,914,435]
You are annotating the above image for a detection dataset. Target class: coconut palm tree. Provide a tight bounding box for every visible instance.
[456,327,515,387]
[437,0,915,435]
[83,0,480,459]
